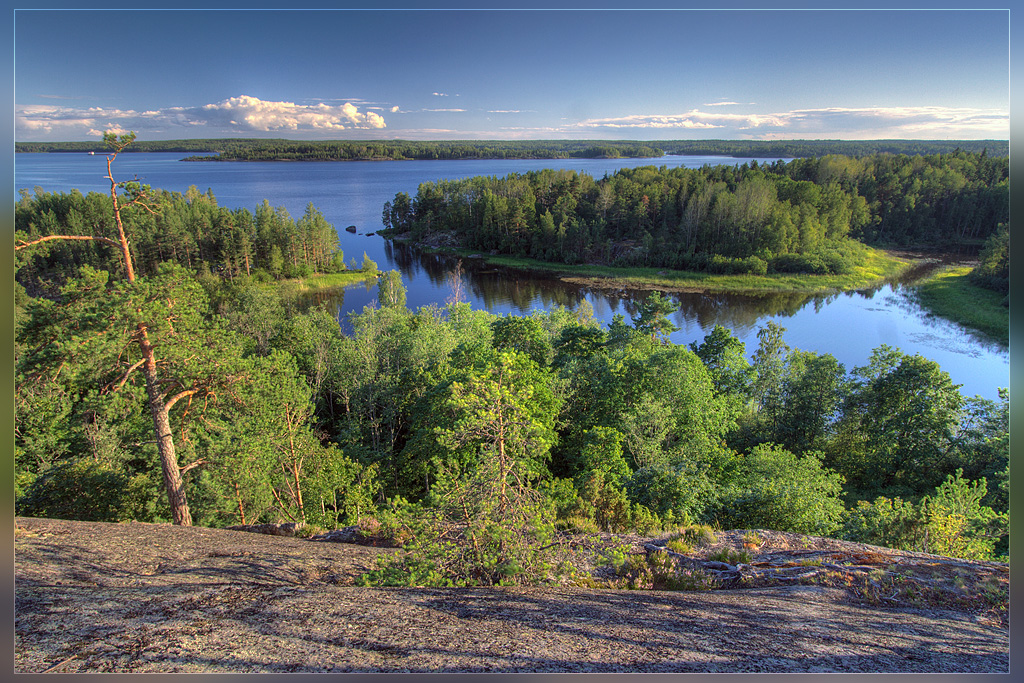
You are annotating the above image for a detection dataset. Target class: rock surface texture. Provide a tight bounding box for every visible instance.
[14,517,1008,673]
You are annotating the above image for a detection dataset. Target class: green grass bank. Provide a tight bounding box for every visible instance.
[910,266,1009,346]
[431,245,909,295]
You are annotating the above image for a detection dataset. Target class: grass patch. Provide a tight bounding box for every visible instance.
[437,246,907,295]
[284,271,373,291]
[707,548,753,565]
[910,266,1008,346]
[665,538,693,554]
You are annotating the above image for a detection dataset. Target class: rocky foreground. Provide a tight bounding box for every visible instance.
[14,516,1008,673]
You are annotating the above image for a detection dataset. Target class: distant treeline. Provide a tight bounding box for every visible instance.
[15,185,346,297]
[666,139,1007,159]
[16,138,1008,161]
[382,151,1008,274]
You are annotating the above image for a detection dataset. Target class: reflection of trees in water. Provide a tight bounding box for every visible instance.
[385,241,443,285]
[466,271,585,313]
[380,245,959,339]
[885,286,1008,356]
[298,286,345,312]
[665,290,821,336]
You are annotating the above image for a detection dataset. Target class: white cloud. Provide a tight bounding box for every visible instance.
[424,108,466,113]
[200,96,386,131]
[391,105,400,113]
[16,95,387,138]
[573,112,725,130]
[432,92,448,97]
[568,106,1007,139]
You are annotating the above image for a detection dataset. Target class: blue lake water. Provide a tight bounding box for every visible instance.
[15,151,1009,400]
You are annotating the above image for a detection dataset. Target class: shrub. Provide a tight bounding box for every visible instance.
[920,470,1007,561]
[741,530,763,548]
[713,444,846,535]
[841,495,924,551]
[626,464,718,524]
[666,537,692,554]
[707,548,752,565]
[770,252,827,274]
[681,524,718,547]
[16,460,165,523]
[841,471,1008,560]
[601,547,717,591]
[560,516,600,534]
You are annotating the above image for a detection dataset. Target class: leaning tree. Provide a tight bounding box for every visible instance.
[16,132,193,524]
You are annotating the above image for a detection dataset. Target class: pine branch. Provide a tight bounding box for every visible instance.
[15,234,120,251]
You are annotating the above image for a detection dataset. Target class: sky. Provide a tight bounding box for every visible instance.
[13,7,1011,142]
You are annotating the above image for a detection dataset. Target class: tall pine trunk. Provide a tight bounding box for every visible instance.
[106,135,193,526]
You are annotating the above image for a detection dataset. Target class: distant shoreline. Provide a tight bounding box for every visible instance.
[15,138,1008,163]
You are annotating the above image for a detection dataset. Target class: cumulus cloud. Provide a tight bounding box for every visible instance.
[391,105,400,113]
[16,95,387,139]
[198,96,386,131]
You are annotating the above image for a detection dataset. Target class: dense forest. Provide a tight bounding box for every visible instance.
[16,138,1007,161]
[15,185,348,298]
[383,151,1008,274]
[14,267,1010,573]
[13,137,1009,587]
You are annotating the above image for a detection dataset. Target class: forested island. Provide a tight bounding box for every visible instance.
[14,135,1009,590]
[382,151,1007,274]
[15,137,1007,161]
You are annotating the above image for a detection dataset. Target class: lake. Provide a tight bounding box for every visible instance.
[15,151,1009,400]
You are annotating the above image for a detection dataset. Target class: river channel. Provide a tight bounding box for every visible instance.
[15,152,1009,399]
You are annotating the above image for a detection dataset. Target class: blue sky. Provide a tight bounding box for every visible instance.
[14,7,1010,141]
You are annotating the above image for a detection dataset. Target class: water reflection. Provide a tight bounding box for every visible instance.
[317,244,892,338]
[297,244,1006,400]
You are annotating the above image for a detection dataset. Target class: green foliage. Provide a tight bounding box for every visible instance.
[842,470,1007,561]
[954,389,1009,512]
[377,270,406,308]
[690,324,755,399]
[707,548,753,565]
[17,459,167,523]
[626,463,718,524]
[920,470,1007,561]
[384,151,1007,275]
[633,291,680,342]
[575,426,631,486]
[714,444,846,535]
[553,325,607,367]
[361,252,378,274]
[841,495,924,550]
[741,347,848,454]
[665,537,692,554]
[573,470,662,534]
[601,546,718,591]
[13,202,1006,570]
[15,188,341,295]
[833,346,965,499]
[490,315,553,367]
[969,224,1009,295]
